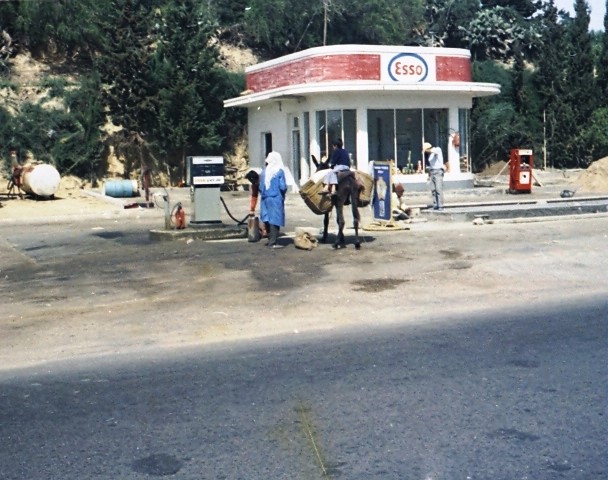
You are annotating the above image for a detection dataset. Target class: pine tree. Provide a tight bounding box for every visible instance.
[533,0,571,168]
[95,0,160,175]
[583,3,608,161]
[509,41,541,151]
[5,0,108,65]
[597,1,608,97]
[150,0,237,180]
[563,0,597,166]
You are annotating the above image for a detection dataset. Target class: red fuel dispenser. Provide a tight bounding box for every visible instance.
[509,149,533,193]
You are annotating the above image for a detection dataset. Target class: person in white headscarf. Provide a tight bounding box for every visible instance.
[259,151,288,248]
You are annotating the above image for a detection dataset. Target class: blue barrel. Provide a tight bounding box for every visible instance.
[103,179,139,198]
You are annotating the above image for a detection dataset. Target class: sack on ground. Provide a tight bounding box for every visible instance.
[247,215,261,242]
[294,231,318,250]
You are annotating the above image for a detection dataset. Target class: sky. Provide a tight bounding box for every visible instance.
[554,0,605,31]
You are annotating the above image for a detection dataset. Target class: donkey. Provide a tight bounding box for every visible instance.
[311,154,362,250]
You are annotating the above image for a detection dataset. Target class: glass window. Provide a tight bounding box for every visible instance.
[396,109,422,171]
[303,112,310,168]
[327,110,342,149]
[458,108,470,172]
[367,108,451,172]
[292,129,301,179]
[262,132,272,159]
[316,109,357,163]
[343,109,357,162]
[316,111,328,159]
[367,110,395,163]
[422,108,449,156]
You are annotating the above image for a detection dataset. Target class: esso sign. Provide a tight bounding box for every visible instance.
[387,53,429,83]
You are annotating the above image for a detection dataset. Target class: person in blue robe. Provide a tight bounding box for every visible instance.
[259,151,288,248]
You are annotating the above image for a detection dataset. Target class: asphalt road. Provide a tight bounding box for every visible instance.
[0,196,606,479]
[0,299,606,479]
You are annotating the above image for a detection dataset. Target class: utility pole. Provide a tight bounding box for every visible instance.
[543,109,547,170]
[323,0,329,46]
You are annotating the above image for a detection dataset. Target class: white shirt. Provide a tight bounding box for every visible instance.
[427,147,444,170]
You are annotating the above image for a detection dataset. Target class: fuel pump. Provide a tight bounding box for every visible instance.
[509,149,533,194]
[186,156,224,225]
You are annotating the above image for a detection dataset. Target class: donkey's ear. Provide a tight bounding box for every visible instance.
[311,154,319,168]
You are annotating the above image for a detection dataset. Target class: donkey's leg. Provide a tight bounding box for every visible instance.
[321,212,330,243]
[333,205,346,249]
[351,196,361,250]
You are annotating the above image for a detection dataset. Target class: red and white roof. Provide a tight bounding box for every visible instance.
[224,45,500,108]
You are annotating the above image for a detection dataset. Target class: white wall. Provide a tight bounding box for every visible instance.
[246,92,474,184]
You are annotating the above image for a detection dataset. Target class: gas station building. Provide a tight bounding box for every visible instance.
[224,44,501,190]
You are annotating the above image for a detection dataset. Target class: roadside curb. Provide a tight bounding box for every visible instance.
[149,225,248,242]
[486,211,608,224]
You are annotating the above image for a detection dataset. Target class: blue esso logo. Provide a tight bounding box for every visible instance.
[387,53,428,82]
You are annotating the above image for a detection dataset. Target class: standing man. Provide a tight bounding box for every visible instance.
[320,138,350,196]
[423,142,445,211]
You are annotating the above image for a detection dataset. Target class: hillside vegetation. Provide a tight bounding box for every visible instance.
[0,0,607,186]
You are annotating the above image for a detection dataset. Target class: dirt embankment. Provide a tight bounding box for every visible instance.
[574,157,608,193]
[479,157,608,194]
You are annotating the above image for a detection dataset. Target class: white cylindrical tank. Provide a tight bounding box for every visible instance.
[20,164,61,197]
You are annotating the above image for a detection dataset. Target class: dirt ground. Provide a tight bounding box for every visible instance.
[477,156,608,192]
[2,158,608,222]
[1,161,607,373]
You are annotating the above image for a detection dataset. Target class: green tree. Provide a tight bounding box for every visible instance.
[95,0,160,176]
[509,41,542,152]
[418,0,481,48]
[213,0,251,45]
[597,1,608,97]
[563,0,597,166]
[581,108,608,161]
[329,0,425,46]
[470,61,512,168]
[150,0,245,181]
[482,0,537,18]
[533,0,570,168]
[6,0,109,66]
[0,2,20,76]
[460,5,541,61]
[242,0,425,56]
[0,73,104,179]
[53,74,106,181]
[242,0,300,54]
[470,56,543,170]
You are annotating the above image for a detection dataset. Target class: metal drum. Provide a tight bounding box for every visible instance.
[103,179,139,198]
[21,164,61,197]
